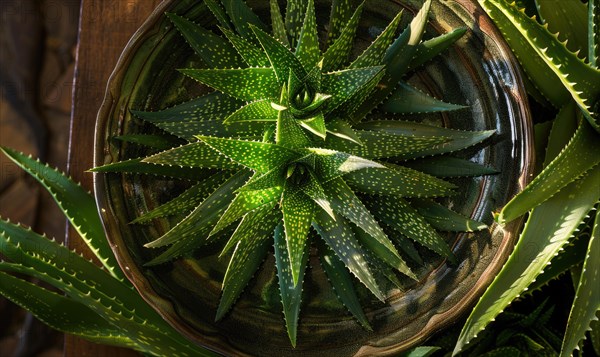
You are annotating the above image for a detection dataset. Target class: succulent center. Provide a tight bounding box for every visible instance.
[285,163,310,186]
[292,86,314,110]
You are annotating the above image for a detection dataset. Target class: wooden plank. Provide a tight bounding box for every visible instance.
[65,0,162,356]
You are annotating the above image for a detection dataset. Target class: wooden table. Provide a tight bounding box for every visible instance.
[66,0,161,355]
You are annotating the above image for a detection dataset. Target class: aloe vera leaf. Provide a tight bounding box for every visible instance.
[197,135,302,173]
[325,0,355,47]
[270,0,290,47]
[359,243,404,290]
[0,272,138,349]
[353,226,416,280]
[454,166,600,355]
[326,119,363,144]
[141,142,240,170]
[479,0,600,130]
[352,0,431,120]
[211,186,282,236]
[166,13,242,68]
[323,129,449,159]
[313,209,384,301]
[591,0,599,68]
[274,223,308,346]
[133,172,231,224]
[221,0,267,39]
[216,208,277,320]
[323,177,406,272]
[295,0,319,69]
[0,263,207,356]
[238,165,285,192]
[144,170,251,249]
[0,147,124,281]
[307,147,383,182]
[180,67,279,101]
[300,113,327,139]
[113,134,181,151]
[302,170,335,219]
[356,120,495,159]
[317,239,372,330]
[399,346,441,357]
[251,24,307,83]
[381,81,467,114]
[321,66,385,113]
[369,196,455,264]
[92,158,210,180]
[285,0,309,48]
[407,27,467,71]
[131,92,255,141]
[281,188,314,285]
[528,235,588,293]
[535,0,588,58]
[410,198,487,232]
[561,212,600,357]
[0,222,163,324]
[219,27,270,67]
[544,101,578,167]
[350,10,403,69]
[385,228,423,265]
[344,163,456,198]
[322,3,363,71]
[276,92,312,148]
[591,316,600,356]
[204,0,232,30]
[498,120,600,224]
[224,99,278,123]
[402,156,498,177]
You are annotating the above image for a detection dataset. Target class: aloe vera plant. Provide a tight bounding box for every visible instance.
[455,1,600,356]
[90,0,500,347]
[0,147,215,356]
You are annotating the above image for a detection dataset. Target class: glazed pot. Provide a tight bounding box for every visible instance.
[94,0,533,355]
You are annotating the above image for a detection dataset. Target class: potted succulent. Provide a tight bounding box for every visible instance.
[0,0,536,356]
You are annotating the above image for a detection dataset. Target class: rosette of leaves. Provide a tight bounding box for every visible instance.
[456,1,600,356]
[95,0,495,346]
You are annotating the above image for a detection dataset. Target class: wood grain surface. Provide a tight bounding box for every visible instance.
[66,0,162,356]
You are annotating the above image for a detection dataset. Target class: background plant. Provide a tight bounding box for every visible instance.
[454,1,600,356]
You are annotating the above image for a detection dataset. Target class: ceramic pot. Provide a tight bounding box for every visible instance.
[94,0,533,355]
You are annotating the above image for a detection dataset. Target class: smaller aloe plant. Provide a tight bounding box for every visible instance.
[0,148,216,357]
[93,0,497,346]
[456,1,600,356]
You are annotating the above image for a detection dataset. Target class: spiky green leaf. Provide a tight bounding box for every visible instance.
[211,186,282,236]
[356,120,495,159]
[307,148,384,182]
[321,66,384,113]
[197,136,302,173]
[321,3,363,71]
[368,196,455,263]
[219,27,269,67]
[536,0,588,57]
[0,147,124,281]
[113,134,181,151]
[142,142,239,169]
[295,0,320,69]
[276,90,312,148]
[221,0,267,39]
[166,13,242,68]
[133,172,231,223]
[204,0,232,30]
[454,166,600,354]
[317,239,372,330]
[350,10,403,69]
[251,24,307,83]
[381,81,467,114]
[224,99,278,123]
[281,187,315,285]
[299,113,326,139]
[270,0,290,48]
[408,27,467,71]
[345,163,457,198]
[561,212,600,357]
[326,119,363,144]
[274,223,308,346]
[216,207,278,320]
[325,0,355,46]
[285,0,309,48]
[410,199,488,232]
[180,67,279,101]
[92,158,209,180]
[144,170,251,251]
[499,120,600,224]
[313,209,384,301]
